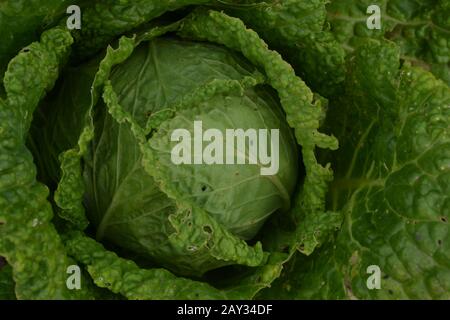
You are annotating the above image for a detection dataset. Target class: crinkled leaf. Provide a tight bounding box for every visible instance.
[260,39,450,299]
[0,27,94,299]
[0,0,85,85]
[54,36,135,229]
[327,0,450,85]
[223,0,346,96]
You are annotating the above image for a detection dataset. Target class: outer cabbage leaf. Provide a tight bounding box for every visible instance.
[0,27,98,299]
[71,0,226,59]
[260,38,450,299]
[327,0,450,85]
[65,231,227,299]
[221,0,346,96]
[0,0,87,87]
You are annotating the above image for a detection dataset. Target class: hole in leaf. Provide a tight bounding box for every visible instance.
[437,239,442,246]
[441,217,448,223]
[203,225,213,234]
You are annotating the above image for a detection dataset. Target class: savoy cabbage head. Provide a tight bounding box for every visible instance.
[0,0,448,300]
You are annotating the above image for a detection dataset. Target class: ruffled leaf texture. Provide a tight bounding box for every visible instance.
[259,38,450,300]
[0,27,99,299]
[326,0,450,85]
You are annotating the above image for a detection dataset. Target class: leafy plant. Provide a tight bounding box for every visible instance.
[0,0,448,300]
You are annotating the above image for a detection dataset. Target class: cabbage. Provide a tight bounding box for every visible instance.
[74,38,299,275]
[0,0,448,300]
